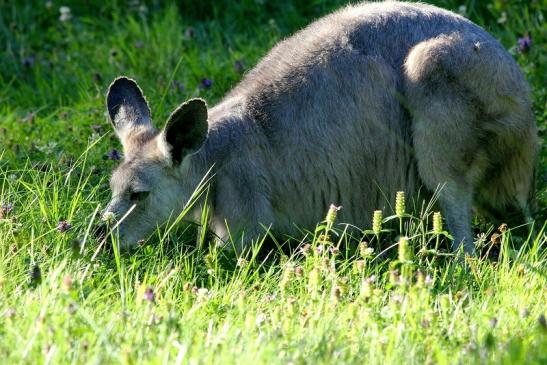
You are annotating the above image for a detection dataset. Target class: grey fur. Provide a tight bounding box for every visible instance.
[103,1,537,254]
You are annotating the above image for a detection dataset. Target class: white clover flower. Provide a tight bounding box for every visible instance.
[237,258,248,267]
[363,247,374,256]
[59,6,72,22]
[197,288,209,297]
[101,212,116,225]
[255,313,266,327]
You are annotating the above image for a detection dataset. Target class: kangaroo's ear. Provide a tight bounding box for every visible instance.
[106,77,153,142]
[163,98,208,164]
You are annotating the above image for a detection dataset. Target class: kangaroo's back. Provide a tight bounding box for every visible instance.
[203,1,536,252]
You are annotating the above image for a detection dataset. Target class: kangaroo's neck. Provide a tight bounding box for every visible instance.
[199,96,262,165]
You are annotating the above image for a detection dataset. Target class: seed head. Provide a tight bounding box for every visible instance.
[255,313,266,327]
[433,212,443,235]
[315,245,324,255]
[372,210,382,236]
[330,285,344,306]
[200,78,213,89]
[360,276,375,299]
[517,33,532,53]
[106,149,121,161]
[390,293,404,306]
[320,257,335,273]
[0,202,14,219]
[398,236,412,263]
[196,288,209,297]
[237,258,248,267]
[490,233,501,245]
[57,220,72,233]
[389,270,400,286]
[395,191,405,217]
[62,275,73,291]
[294,266,304,278]
[416,270,425,286]
[59,6,72,22]
[359,241,373,258]
[300,243,311,256]
[144,286,155,303]
[237,290,246,310]
[279,264,294,292]
[325,204,341,227]
[308,268,321,293]
[439,294,451,312]
[286,296,297,315]
[317,234,331,244]
[101,212,116,225]
[497,11,507,24]
[498,223,508,233]
[329,246,340,256]
[354,260,366,273]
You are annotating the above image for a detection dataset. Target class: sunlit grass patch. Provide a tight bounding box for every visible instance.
[0,0,545,363]
[0,155,545,363]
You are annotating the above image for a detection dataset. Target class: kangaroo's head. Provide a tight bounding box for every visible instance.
[100,77,208,248]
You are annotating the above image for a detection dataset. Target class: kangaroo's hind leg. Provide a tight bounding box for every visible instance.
[404,32,537,254]
[404,33,494,253]
[473,112,537,232]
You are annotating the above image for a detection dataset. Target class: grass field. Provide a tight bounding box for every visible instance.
[0,0,546,364]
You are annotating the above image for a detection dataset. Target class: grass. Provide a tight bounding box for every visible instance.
[0,0,546,363]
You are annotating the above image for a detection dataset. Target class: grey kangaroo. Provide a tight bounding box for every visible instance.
[102,1,537,254]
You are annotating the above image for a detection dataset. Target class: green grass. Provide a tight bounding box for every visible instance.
[0,0,546,364]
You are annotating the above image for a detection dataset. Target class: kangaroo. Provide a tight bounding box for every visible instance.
[101,1,537,254]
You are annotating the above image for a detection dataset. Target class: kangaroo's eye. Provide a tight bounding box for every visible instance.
[130,191,150,202]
